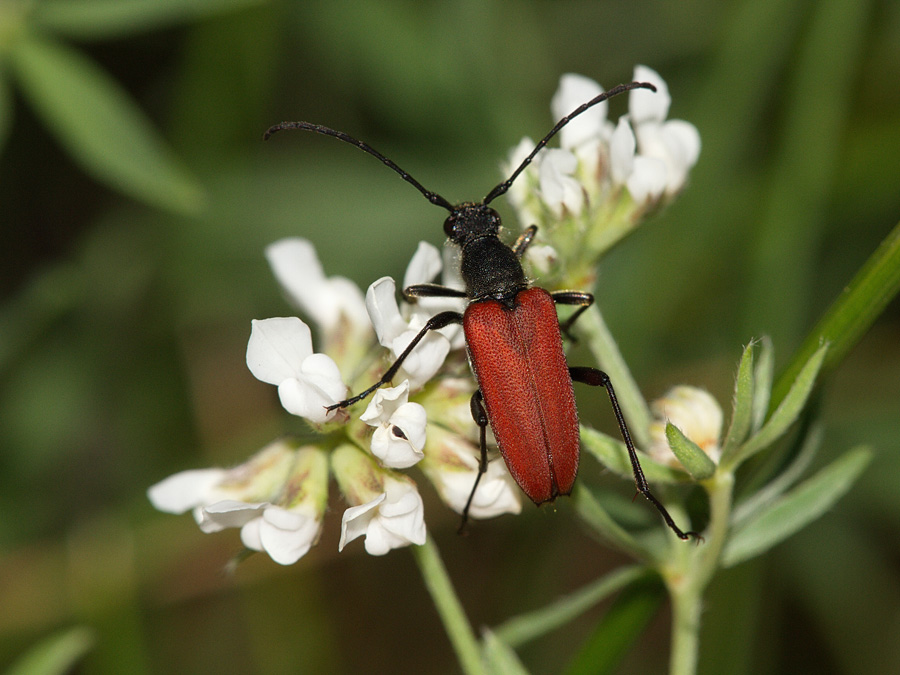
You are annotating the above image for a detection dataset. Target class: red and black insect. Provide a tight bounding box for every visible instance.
[266,81,696,539]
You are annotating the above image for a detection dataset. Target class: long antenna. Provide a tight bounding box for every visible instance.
[483,81,656,205]
[264,121,454,212]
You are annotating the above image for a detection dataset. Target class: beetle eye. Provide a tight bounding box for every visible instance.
[443,215,456,238]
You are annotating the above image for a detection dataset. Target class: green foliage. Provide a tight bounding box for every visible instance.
[2,0,899,674]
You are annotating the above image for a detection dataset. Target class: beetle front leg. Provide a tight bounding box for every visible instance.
[458,390,489,533]
[552,291,594,340]
[569,366,699,541]
[327,310,463,411]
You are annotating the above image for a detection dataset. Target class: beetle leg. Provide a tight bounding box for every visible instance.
[458,390,490,533]
[327,310,463,410]
[512,225,538,258]
[403,283,468,303]
[551,291,594,341]
[569,366,700,541]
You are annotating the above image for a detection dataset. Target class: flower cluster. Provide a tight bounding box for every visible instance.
[149,66,701,565]
[505,65,700,291]
[150,238,521,564]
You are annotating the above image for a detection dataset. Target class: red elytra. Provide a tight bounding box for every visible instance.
[464,287,579,503]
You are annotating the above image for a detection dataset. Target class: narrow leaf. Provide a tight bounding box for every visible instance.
[770,219,900,410]
[493,566,650,648]
[581,426,686,485]
[10,33,204,214]
[751,336,774,432]
[666,423,716,481]
[33,0,266,40]
[6,627,94,675]
[720,342,756,460]
[722,446,871,567]
[565,578,664,675]
[729,344,827,467]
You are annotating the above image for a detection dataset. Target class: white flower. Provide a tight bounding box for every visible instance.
[629,65,701,196]
[332,445,427,555]
[148,441,329,565]
[422,426,522,519]
[360,381,427,469]
[265,237,370,336]
[246,317,347,424]
[648,386,723,468]
[538,148,585,217]
[365,277,451,390]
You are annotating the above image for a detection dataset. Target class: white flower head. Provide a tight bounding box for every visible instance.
[365,277,451,390]
[360,381,427,469]
[422,426,521,519]
[265,238,370,337]
[332,444,426,555]
[148,441,329,565]
[648,386,723,468]
[246,317,347,424]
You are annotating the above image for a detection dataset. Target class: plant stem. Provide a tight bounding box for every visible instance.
[578,304,652,448]
[667,471,734,675]
[412,535,483,675]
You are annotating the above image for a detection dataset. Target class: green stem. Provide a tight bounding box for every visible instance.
[667,471,734,675]
[412,535,483,675]
[578,304,652,448]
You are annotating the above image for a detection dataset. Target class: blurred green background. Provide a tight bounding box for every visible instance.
[2,0,899,673]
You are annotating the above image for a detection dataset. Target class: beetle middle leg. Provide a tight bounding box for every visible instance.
[569,366,699,541]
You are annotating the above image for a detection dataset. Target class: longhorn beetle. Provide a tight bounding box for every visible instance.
[266,81,697,540]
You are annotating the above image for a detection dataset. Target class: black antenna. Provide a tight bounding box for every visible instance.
[483,81,656,205]
[264,121,454,212]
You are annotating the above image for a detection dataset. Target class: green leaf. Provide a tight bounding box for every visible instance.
[482,630,530,675]
[493,566,650,648]
[722,446,871,567]
[751,336,775,433]
[720,341,756,459]
[666,422,717,481]
[9,33,204,214]
[770,218,900,411]
[6,627,95,675]
[581,426,686,485]
[732,424,822,527]
[728,343,827,468]
[565,577,664,675]
[33,0,267,40]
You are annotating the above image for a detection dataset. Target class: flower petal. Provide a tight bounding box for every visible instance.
[339,493,386,551]
[277,353,346,423]
[366,277,408,347]
[403,241,443,288]
[551,73,606,149]
[147,468,227,514]
[630,65,670,124]
[609,117,636,186]
[196,499,266,533]
[246,317,313,385]
[257,505,322,565]
[265,238,369,334]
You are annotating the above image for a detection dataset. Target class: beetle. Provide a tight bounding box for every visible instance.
[265,81,696,539]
